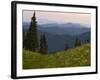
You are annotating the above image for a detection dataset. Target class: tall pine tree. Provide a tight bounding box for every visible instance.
[39,34,48,54]
[74,37,81,47]
[24,12,39,51]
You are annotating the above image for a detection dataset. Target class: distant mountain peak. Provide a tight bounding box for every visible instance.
[23,22,90,36]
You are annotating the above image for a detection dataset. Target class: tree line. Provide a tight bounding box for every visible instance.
[23,12,48,54]
[64,37,90,50]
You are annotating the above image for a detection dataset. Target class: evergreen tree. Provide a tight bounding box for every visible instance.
[84,38,90,44]
[86,39,89,43]
[74,37,81,47]
[87,38,90,43]
[24,12,39,51]
[39,34,48,54]
[64,43,69,50]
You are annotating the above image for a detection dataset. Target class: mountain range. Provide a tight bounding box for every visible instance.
[23,22,91,53]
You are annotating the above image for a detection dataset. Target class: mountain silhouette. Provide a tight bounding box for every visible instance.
[23,22,90,53]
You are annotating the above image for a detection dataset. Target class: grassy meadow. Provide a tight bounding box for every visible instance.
[23,43,90,69]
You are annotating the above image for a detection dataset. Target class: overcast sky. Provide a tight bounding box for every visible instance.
[23,10,91,26]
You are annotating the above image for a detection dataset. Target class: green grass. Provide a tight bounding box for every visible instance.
[23,44,90,69]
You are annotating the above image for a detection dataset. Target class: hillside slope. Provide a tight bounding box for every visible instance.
[23,44,90,69]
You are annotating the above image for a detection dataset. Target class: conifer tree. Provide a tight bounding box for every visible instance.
[74,37,81,47]
[64,43,69,50]
[24,12,39,51]
[39,34,48,54]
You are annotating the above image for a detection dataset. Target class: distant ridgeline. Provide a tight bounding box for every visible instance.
[23,22,90,53]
